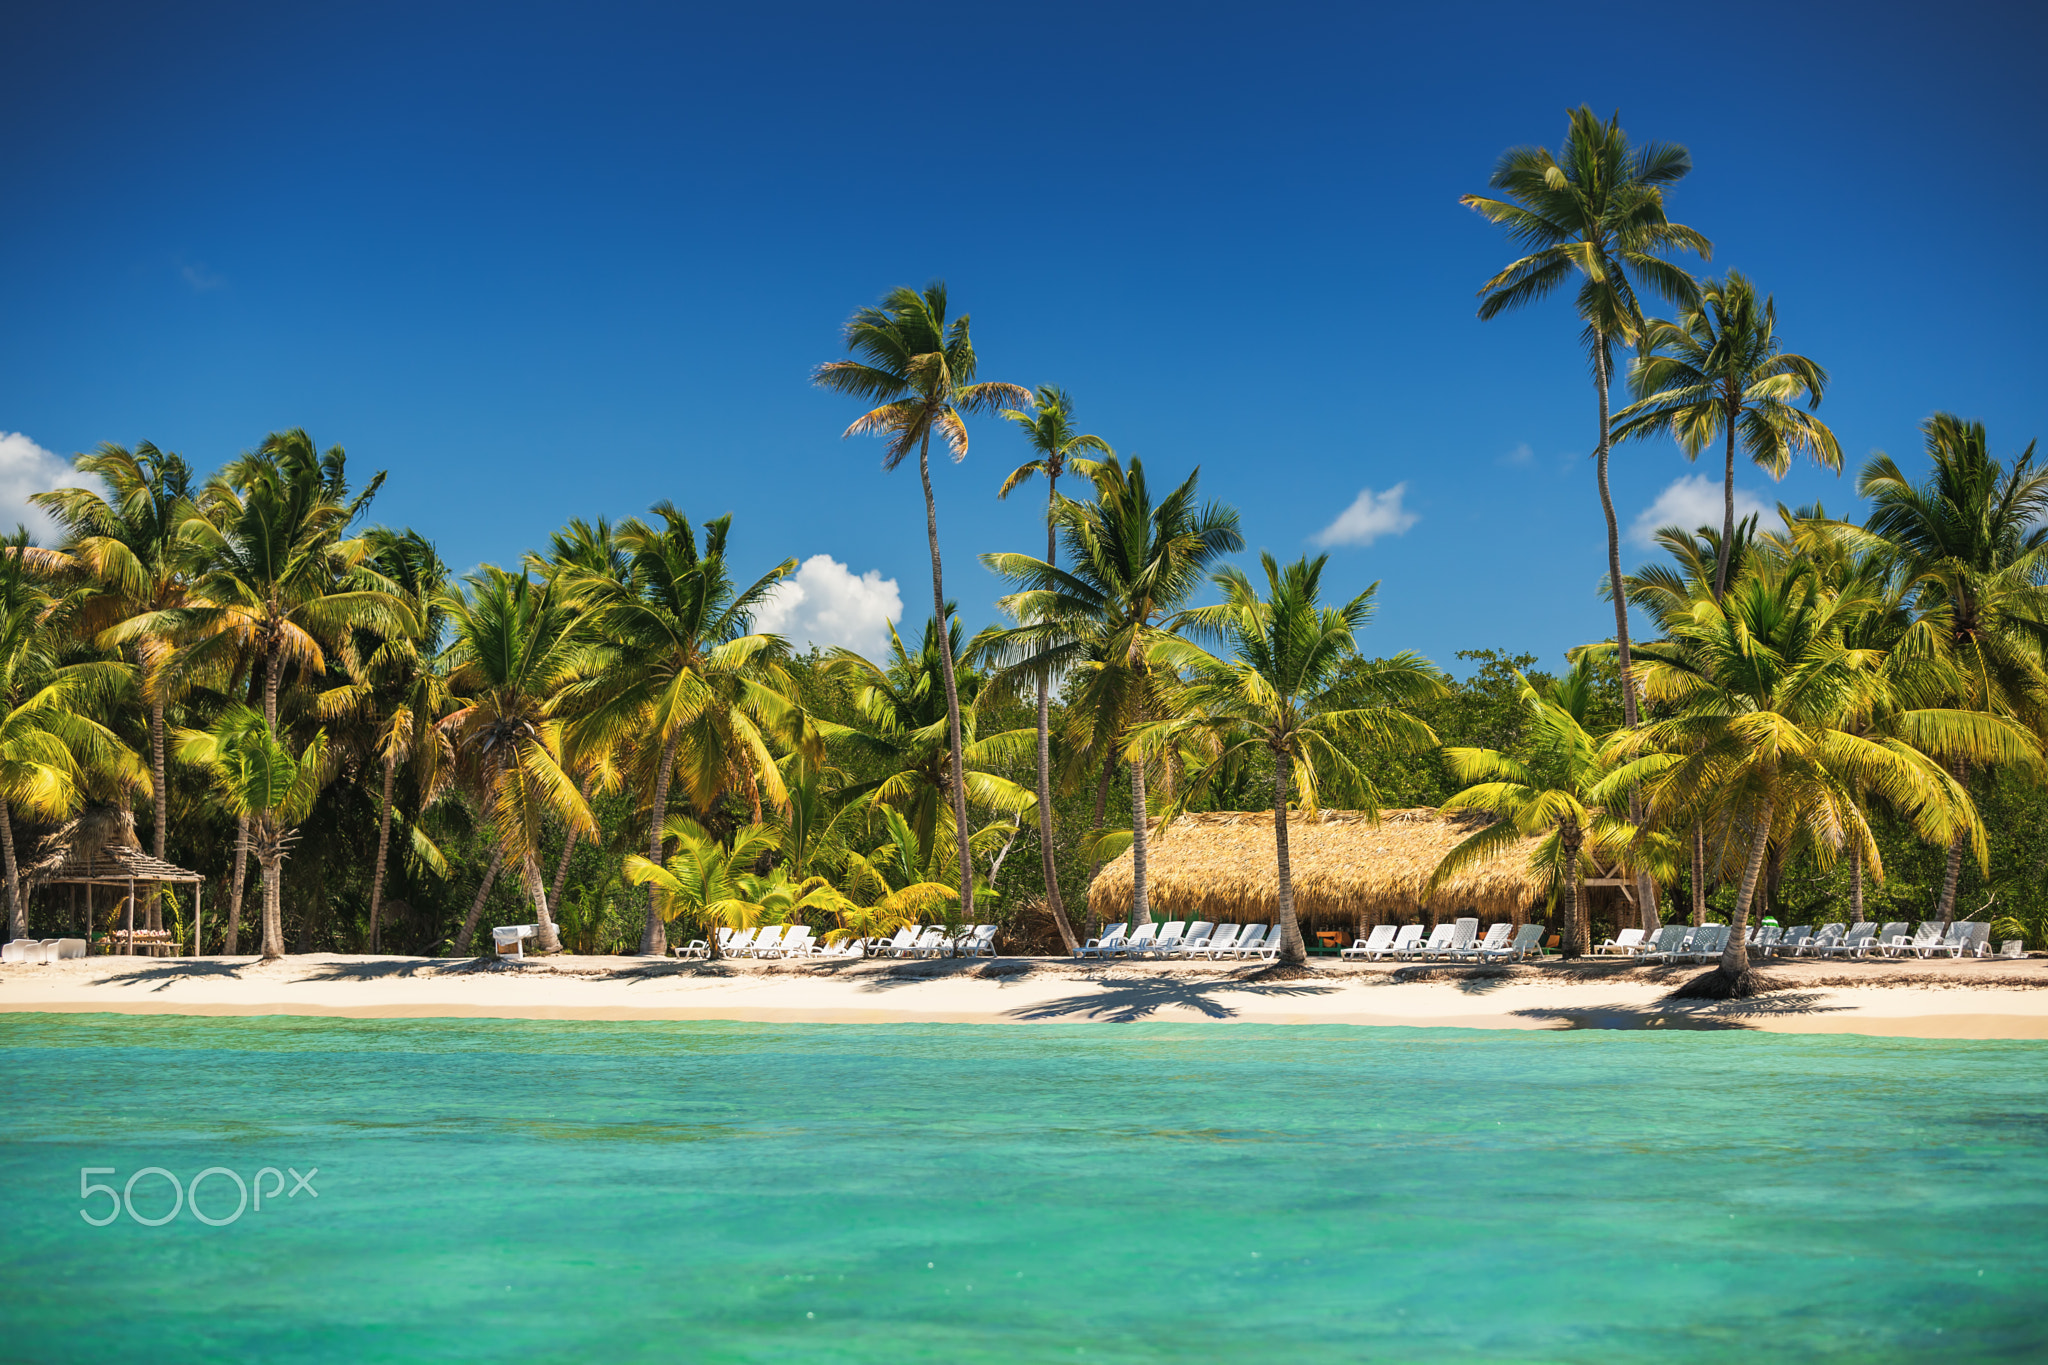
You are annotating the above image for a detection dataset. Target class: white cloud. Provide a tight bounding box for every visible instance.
[0,432,73,542]
[1499,442,1535,466]
[754,554,903,658]
[1311,483,1419,548]
[1630,474,1770,547]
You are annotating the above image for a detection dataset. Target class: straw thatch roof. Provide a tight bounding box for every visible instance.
[27,804,204,885]
[1086,808,1546,927]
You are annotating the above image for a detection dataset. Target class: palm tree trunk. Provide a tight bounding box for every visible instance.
[0,796,21,941]
[259,833,285,959]
[549,774,594,913]
[1273,749,1306,965]
[522,853,561,952]
[639,731,682,956]
[1850,840,1865,921]
[1036,480,1075,953]
[226,813,249,955]
[149,687,168,931]
[257,642,284,956]
[1935,831,1966,930]
[455,845,506,955]
[1715,410,1737,601]
[916,429,976,921]
[367,748,398,953]
[1722,799,1775,981]
[1127,758,1150,932]
[1691,821,1707,927]
[1558,824,1584,960]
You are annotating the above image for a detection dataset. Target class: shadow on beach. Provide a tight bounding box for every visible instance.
[1512,991,1847,1031]
[98,960,249,992]
[1001,977,1338,1023]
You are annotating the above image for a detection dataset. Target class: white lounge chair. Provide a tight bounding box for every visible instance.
[1960,923,1993,958]
[1881,922,1942,958]
[1860,922,1908,958]
[1797,924,1845,957]
[956,924,998,957]
[1450,923,1513,961]
[1689,924,1731,963]
[54,937,86,960]
[903,926,948,958]
[673,935,709,959]
[1750,925,1782,956]
[1817,922,1875,957]
[1424,918,1479,961]
[1239,925,1282,962]
[1077,925,1129,959]
[722,926,760,956]
[1372,924,1425,959]
[1136,921,1188,958]
[1341,925,1396,960]
[1774,926,1813,957]
[1636,924,1690,962]
[1594,928,1645,956]
[744,926,786,958]
[2,939,34,963]
[1478,922,1547,961]
[765,926,815,958]
[1401,923,1457,960]
[1118,922,1160,957]
[1164,921,1217,958]
[1198,924,1245,959]
[1998,939,2026,958]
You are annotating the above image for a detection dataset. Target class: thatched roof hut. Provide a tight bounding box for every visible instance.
[1086,808,1547,930]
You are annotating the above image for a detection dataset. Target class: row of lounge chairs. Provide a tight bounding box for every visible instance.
[1074,920,1289,960]
[1340,920,1547,962]
[675,923,998,960]
[1,937,88,963]
[1595,920,2018,961]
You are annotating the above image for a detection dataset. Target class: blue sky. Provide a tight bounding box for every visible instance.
[2,0,2042,672]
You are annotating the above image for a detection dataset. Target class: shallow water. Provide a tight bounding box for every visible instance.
[0,1015,2043,1363]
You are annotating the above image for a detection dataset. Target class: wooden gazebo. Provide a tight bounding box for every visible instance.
[29,813,206,956]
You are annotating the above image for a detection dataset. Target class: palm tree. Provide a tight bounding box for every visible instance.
[555,504,805,956]
[0,532,138,938]
[1134,554,1442,965]
[1859,415,2048,925]
[1462,107,1709,931]
[814,282,1030,921]
[1430,661,1628,958]
[1606,560,2034,993]
[994,386,1112,954]
[175,707,329,959]
[984,455,1242,931]
[625,817,855,954]
[439,567,598,954]
[358,528,454,952]
[824,612,1037,879]
[32,442,198,925]
[1615,272,1841,599]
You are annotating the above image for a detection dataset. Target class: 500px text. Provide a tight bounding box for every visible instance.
[79,1165,319,1226]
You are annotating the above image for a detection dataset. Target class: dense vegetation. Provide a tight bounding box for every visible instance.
[7,107,2046,981]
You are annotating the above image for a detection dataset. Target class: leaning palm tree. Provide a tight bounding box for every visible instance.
[1133,554,1442,965]
[554,505,806,956]
[1604,560,2036,994]
[994,385,1112,954]
[439,567,598,954]
[175,707,329,960]
[1430,661,1630,958]
[1859,414,2048,925]
[32,442,199,924]
[813,283,1030,920]
[1615,272,1840,599]
[984,455,1243,932]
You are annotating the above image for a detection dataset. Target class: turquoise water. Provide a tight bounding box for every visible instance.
[1,1017,2044,1363]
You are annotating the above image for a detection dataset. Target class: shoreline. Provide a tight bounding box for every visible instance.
[5,953,2048,1038]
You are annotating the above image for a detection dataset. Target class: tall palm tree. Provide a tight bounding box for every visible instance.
[814,282,1030,920]
[555,504,806,956]
[358,528,455,952]
[625,816,855,954]
[1615,272,1841,599]
[32,442,198,924]
[1430,661,1628,958]
[439,567,598,954]
[1606,560,2034,992]
[0,532,138,938]
[994,386,1111,953]
[1134,554,1442,965]
[984,455,1243,931]
[1462,107,1709,931]
[175,708,328,959]
[1859,414,2048,924]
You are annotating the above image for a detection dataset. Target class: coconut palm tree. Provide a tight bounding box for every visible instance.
[0,532,138,938]
[1614,272,1840,600]
[175,707,329,959]
[995,385,1112,954]
[31,442,198,884]
[1429,661,1629,958]
[439,567,597,954]
[554,504,806,956]
[1604,560,2035,993]
[1859,414,2048,925]
[1462,107,1709,931]
[1132,554,1442,965]
[813,282,1030,920]
[984,455,1242,931]
[624,816,855,956]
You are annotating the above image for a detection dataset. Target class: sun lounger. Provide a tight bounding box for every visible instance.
[908,926,951,958]
[1342,925,1397,960]
[956,924,998,957]
[1425,918,1479,960]
[1880,922,1942,959]
[1861,922,1908,959]
[1636,924,1690,963]
[1816,922,1875,957]
[1749,925,1782,955]
[1961,923,1992,958]
[1401,923,1457,959]
[1999,939,2026,958]
[1212,923,1270,959]
[721,926,759,956]
[744,926,787,958]
[1690,924,1732,963]
[1594,928,1645,956]
[1161,921,1216,958]
[1238,925,1283,962]
[1136,921,1188,958]
[1077,924,1128,959]
[1477,922,1547,961]
[765,926,815,958]
[1774,926,1812,957]
[1372,924,1425,959]
[1794,924,1844,957]
[673,935,709,958]
[2,939,34,963]
[1116,922,1160,957]
[1452,923,1513,960]
[1196,924,1245,959]
[54,938,85,960]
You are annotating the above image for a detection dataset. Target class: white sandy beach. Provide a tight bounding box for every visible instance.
[4,953,2047,1038]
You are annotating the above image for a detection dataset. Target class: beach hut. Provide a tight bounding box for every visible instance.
[1086,808,1549,945]
[26,807,205,955]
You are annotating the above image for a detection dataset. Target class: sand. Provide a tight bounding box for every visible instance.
[3,952,2047,1038]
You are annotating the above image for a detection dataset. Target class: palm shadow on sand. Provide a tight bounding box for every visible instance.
[1513,991,1846,1031]
[1002,978,1337,1022]
[97,961,249,992]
